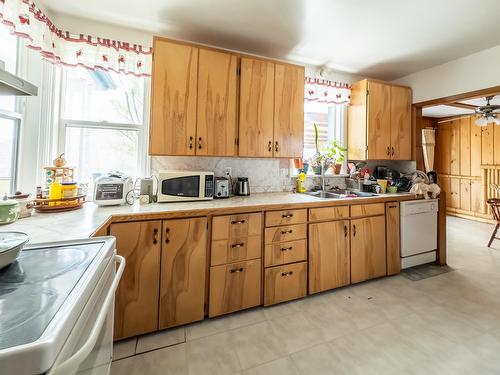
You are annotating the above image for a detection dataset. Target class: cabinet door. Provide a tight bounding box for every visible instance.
[460,179,471,211]
[209,259,262,317]
[470,118,482,177]
[238,58,275,157]
[440,176,452,208]
[351,216,386,283]
[459,117,471,176]
[390,86,412,160]
[482,124,494,165]
[347,80,368,160]
[110,221,161,340]
[470,179,483,213]
[367,81,391,159]
[196,49,237,156]
[436,124,450,174]
[449,120,461,175]
[308,220,350,294]
[159,217,207,329]
[449,177,460,209]
[273,63,304,158]
[150,39,198,155]
[385,203,401,276]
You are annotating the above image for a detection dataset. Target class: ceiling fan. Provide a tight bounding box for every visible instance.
[475,96,500,126]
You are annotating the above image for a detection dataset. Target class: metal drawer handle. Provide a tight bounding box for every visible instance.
[281,271,293,277]
[231,219,246,225]
[391,147,395,156]
[281,246,293,252]
[198,137,203,149]
[387,146,390,156]
[281,229,293,234]
[231,242,245,248]
[189,136,194,149]
[165,228,170,244]
[353,225,356,237]
[275,141,279,152]
[281,213,293,218]
[268,141,272,152]
[230,267,244,273]
[388,205,398,208]
[344,225,348,238]
[153,228,159,244]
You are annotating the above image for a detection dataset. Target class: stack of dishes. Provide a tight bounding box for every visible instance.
[0,232,29,269]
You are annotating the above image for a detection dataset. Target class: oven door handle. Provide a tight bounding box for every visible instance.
[49,254,126,375]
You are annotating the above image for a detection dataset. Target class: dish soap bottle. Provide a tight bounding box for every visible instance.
[297,172,307,193]
[49,182,62,206]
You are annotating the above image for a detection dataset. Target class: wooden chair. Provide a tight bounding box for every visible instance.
[487,198,500,247]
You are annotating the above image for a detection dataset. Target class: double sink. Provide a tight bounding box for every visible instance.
[305,189,378,199]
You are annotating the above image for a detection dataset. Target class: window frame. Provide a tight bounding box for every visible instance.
[57,67,150,181]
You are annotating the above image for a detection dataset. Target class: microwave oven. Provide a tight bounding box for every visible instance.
[157,171,214,202]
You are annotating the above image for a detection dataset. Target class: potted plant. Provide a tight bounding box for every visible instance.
[308,123,331,175]
[323,140,347,175]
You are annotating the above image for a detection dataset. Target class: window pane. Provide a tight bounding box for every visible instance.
[63,67,144,124]
[0,118,17,195]
[64,126,139,184]
[0,27,18,111]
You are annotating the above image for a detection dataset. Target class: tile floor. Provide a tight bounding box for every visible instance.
[111,216,500,374]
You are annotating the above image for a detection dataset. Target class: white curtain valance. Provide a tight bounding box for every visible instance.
[0,0,152,76]
[304,77,351,104]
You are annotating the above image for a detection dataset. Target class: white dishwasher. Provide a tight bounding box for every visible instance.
[400,199,439,269]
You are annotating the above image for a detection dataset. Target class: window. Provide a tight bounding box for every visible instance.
[303,101,347,166]
[59,66,147,186]
[0,27,21,195]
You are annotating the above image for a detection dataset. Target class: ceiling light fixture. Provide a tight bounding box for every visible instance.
[475,96,500,126]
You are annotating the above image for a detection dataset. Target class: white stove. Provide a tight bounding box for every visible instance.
[0,237,125,375]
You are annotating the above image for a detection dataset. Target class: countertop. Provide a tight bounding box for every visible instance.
[2,192,420,244]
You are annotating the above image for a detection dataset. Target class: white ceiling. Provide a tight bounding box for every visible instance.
[38,0,500,80]
[422,96,500,118]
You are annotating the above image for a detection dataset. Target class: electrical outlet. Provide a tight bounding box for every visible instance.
[224,167,232,177]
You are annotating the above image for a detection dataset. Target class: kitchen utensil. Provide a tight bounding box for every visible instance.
[377,179,388,194]
[235,177,250,196]
[0,231,29,269]
[0,196,20,224]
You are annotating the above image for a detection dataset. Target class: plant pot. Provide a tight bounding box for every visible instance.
[312,166,322,175]
[333,163,342,175]
[302,163,309,174]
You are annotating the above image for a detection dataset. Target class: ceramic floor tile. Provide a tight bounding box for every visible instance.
[112,337,137,361]
[136,326,186,354]
[111,343,187,375]
[239,356,300,375]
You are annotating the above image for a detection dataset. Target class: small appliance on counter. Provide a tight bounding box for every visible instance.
[157,171,214,202]
[234,177,250,196]
[139,177,157,203]
[0,195,19,224]
[214,177,230,199]
[93,172,133,206]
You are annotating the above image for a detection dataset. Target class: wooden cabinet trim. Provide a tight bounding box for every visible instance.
[265,208,307,227]
[264,223,307,244]
[350,203,385,218]
[264,262,307,306]
[264,239,307,267]
[308,206,349,222]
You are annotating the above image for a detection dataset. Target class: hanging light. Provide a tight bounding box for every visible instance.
[475,115,489,127]
[475,96,500,126]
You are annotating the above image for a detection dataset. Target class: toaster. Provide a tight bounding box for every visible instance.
[214,177,230,199]
[93,173,133,206]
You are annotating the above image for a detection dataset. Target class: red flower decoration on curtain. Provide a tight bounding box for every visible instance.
[308,90,314,96]
[137,60,143,68]
[76,49,83,58]
[18,14,30,25]
[102,54,109,62]
[118,55,125,64]
[323,91,328,97]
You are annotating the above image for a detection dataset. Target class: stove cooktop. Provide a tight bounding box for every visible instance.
[0,242,104,350]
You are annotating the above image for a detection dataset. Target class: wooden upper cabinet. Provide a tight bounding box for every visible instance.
[482,124,494,165]
[238,58,275,157]
[111,221,162,340]
[196,49,237,156]
[459,117,471,176]
[436,120,460,175]
[159,217,207,329]
[390,85,412,160]
[273,64,305,158]
[367,81,392,159]
[150,39,198,156]
[348,79,412,161]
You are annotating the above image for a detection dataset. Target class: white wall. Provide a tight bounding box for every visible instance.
[393,43,500,103]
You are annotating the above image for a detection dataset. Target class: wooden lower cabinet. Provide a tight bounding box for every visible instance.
[209,259,262,317]
[308,220,350,294]
[460,179,471,211]
[211,236,261,266]
[111,221,162,340]
[159,217,207,329]
[264,239,307,267]
[264,262,307,305]
[350,215,387,283]
[385,203,401,276]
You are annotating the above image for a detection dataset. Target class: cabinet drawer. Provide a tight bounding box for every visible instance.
[264,262,307,306]
[350,203,385,217]
[211,236,262,266]
[212,212,262,240]
[309,206,349,222]
[264,239,307,267]
[264,224,307,244]
[265,209,307,227]
[209,259,262,317]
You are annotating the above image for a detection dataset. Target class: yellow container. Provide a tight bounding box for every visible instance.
[49,182,62,206]
[61,182,78,198]
[376,179,388,194]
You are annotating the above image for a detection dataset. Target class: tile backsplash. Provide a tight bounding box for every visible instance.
[151,156,293,193]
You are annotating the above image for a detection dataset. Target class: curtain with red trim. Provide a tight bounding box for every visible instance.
[0,0,152,76]
[304,77,351,104]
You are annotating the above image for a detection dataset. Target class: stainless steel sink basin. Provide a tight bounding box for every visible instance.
[305,190,378,199]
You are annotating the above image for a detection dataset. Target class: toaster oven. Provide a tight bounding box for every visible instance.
[157,171,214,202]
